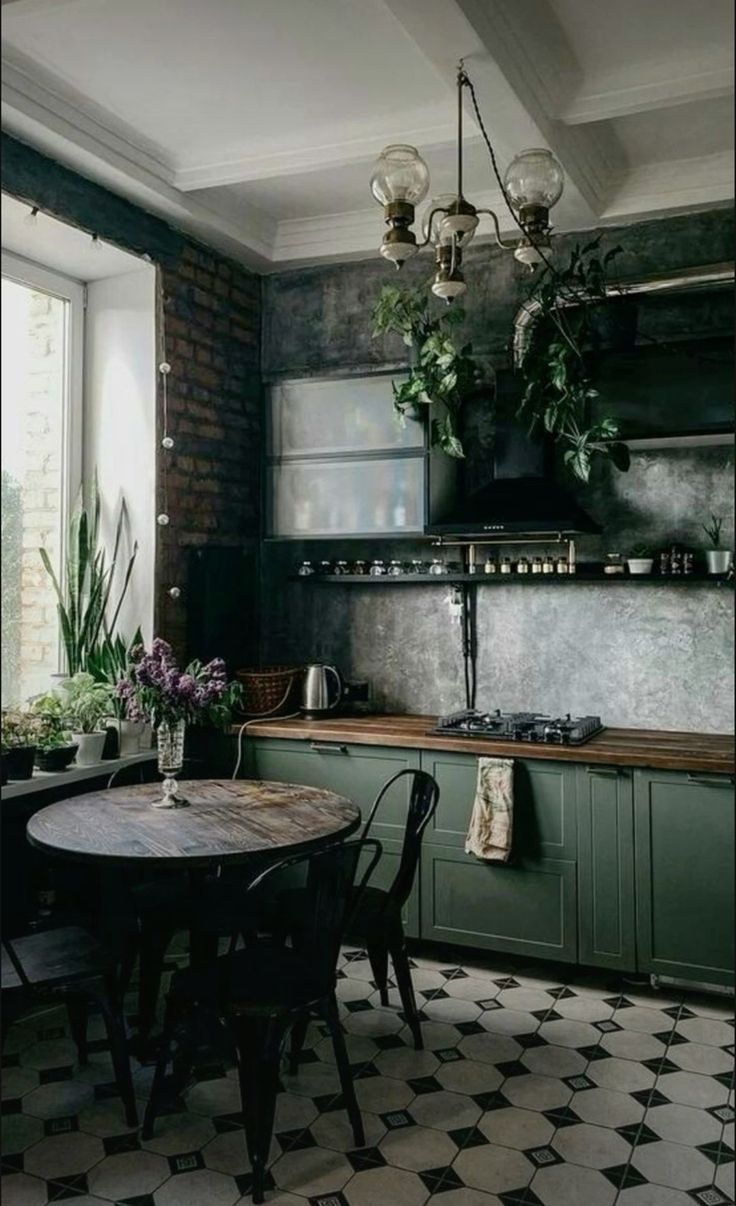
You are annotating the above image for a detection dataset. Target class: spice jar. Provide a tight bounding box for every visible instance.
[670,545,682,575]
[334,560,349,576]
[297,560,315,577]
[658,551,670,575]
[604,553,625,575]
[428,558,447,576]
[517,557,530,574]
[352,560,367,575]
[531,557,543,574]
[387,560,404,576]
[500,557,513,574]
[369,559,386,576]
[318,560,332,575]
[484,557,497,574]
[556,556,569,574]
[543,556,555,574]
[409,559,425,575]
[683,551,694,575]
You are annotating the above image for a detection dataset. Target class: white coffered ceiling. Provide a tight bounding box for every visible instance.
[2,0,733,271]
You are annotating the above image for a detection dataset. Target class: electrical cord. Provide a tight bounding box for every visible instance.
[231,710,301,780]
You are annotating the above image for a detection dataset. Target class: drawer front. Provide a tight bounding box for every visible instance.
[634,769,735,985]
[421,751,576,860]
[577,766,636,970]
[421,843,577,961]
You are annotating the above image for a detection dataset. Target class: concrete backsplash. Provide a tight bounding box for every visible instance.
[261,209,735,733]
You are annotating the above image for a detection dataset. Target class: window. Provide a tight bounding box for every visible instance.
[1,252,83,706]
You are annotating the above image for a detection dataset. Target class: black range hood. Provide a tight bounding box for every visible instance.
[426,416,602,537]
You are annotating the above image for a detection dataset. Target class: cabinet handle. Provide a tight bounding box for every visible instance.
[686,773,734,787]
[310,742,349,755]
[586,767,620,777]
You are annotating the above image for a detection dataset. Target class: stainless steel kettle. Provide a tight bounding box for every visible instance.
[301,664,343,716]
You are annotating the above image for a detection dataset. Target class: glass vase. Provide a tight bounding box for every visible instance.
[154,719,188,808]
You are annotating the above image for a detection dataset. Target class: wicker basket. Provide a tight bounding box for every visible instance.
[236,665,302,718]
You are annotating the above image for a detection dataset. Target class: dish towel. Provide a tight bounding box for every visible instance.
[465,757,515,862]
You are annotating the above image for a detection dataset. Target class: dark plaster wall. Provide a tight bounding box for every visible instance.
[261,208,735,732]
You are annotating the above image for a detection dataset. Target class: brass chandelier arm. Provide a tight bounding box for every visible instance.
[474,208,519,251]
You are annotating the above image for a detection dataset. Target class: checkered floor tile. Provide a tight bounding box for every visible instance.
[2,946,733,1204]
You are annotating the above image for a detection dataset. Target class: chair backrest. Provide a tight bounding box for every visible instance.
[362,769,439,909]
[247,838,382,994]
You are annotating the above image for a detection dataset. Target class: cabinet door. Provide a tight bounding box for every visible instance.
[247,738,421,936]
[421,844,577,961]
[421,750,576,859]
[577,766,636,971]
[634,769,735,986]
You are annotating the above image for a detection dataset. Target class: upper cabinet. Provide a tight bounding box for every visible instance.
[266,373,456,539]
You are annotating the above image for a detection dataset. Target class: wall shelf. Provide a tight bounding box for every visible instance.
[289,571,733,587]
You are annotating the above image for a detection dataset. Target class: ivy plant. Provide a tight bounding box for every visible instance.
[372,285,482,458]
[517,238,631,483]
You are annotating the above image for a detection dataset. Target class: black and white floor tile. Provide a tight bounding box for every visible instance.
[2,946,734,1205]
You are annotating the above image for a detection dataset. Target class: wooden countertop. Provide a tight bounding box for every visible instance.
[238,714,736,775]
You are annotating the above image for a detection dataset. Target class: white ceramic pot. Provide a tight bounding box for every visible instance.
[140,722,153,750]
[73,732,107,766]
[627,558,654,575]
[705,549,732,575]
[118,720,144,757]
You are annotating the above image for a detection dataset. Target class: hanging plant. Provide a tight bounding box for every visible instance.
[515,237,632,483]
[372,285,485,458]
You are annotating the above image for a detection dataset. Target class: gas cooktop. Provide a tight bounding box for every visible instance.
[431,709,604,746]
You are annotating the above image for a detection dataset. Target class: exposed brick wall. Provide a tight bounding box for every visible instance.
[1,133,262,658]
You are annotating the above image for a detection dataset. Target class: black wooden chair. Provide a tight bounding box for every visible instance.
[290,767,439,1056]
[142,837,382,1205]
[1,927,137,1127]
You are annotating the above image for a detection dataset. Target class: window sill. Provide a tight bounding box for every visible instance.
[1,751,157,801]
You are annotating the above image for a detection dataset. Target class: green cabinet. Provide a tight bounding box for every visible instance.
[247,737,421,935]
[634,768,735,987]
[577,765,636,970]
[419,750,577,959]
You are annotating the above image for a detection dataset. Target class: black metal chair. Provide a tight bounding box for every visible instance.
[142,837,382,1205]
[1,927,137,1127]
[289,767,439,1056]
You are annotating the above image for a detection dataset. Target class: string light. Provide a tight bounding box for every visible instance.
[24,206,39,227]
[157,513,170,527]
[91,233,101,250]
[157,347,180,598]
[168,586,181,600]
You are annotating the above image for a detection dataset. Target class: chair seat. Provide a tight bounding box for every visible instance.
[8,927,113,987]
[171,944,325,1012]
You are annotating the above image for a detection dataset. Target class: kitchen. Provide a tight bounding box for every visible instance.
[1,3,734,1205]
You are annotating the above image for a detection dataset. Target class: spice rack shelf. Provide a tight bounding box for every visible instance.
[289,571,732,586]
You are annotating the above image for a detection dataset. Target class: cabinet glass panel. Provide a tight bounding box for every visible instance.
[268,456,425,537]
[268,375,421,457]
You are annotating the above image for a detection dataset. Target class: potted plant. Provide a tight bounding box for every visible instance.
[60,673,114,766]
[29,692,78,772]
[117,639,242,807]
[1,708,41,780]
[627,544,654,575]
[702,515,732,575]
[87,629,145,755]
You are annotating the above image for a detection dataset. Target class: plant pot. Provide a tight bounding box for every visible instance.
[588,296,638,353]
[102,723,120,760]
[5,746,37,780]
[73,732,107,767]
[627,558,654,575]
[705,549,733,575]
[140,723,153,750]
[118,719,144,757]
[35,744,79,773]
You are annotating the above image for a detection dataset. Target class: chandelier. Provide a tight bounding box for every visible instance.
[369,63,564,301]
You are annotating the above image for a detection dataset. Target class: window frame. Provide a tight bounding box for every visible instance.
[1,249,85,678]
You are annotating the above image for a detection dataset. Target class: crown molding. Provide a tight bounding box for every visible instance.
[603,150,734,219]
[562,66,735,125]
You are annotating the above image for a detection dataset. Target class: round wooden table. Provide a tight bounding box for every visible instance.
[26,779,361,868]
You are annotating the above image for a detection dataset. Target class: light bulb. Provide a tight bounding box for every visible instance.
[370,145,430,207]
[161,435,175,450]
[159,362,171,375]
[157,513,170,526]
[503,149,564,211]
[168,586,181,600]
[423,196,478,248]
[24,206,39,227]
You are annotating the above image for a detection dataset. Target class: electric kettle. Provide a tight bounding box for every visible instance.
[301,664,343,717]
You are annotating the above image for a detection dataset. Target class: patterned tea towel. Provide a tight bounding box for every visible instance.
[465,757,514,862]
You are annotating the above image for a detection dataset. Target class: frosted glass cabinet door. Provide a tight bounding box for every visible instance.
[268,457,425,536]
[268,375,422,457]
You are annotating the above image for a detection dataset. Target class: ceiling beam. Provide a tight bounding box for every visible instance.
[561,66,734,125]
[382,0,618,220]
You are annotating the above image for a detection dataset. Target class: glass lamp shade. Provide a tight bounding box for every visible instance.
[503,148,564,210]
[380,236,419,263]
[423,195,477,248]
[431,267,467,302]
[514,236,547,267]
[370,144,430,206]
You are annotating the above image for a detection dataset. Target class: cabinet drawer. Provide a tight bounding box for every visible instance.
[421,751,576,860]
[420,844,577,962]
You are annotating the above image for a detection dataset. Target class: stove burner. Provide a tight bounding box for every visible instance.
[431,709,603,746]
